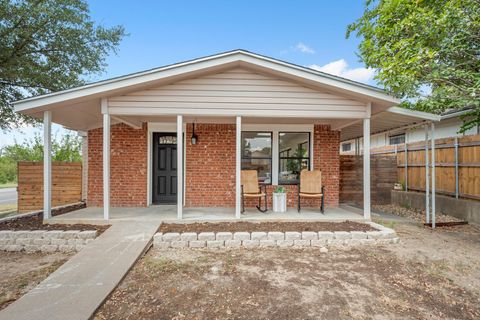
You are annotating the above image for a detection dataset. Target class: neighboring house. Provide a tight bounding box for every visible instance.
[12,50,441,220]
[341,109,479,155]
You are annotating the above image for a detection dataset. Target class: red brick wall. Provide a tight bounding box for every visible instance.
[87,122,339,209]
[185,124,236,207]
[87,123,147,207]
[313,124,340,206]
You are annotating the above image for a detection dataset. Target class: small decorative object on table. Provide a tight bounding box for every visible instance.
[273,186,287,213]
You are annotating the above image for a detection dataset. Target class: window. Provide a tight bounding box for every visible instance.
[342,143,352,152]
[241,132,272,184]
[389,133,405,145]
[278,132,310,184]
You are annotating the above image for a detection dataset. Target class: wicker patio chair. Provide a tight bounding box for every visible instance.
[241,170,268,213]
[297,169,325,213]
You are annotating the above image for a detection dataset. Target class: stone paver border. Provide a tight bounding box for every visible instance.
[0,230,97,253]
[153,222,399,249]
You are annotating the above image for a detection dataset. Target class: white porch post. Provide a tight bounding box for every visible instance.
[43,111,52,220]
[425,124,430,224]
[235,116,242,218]
[102,98,110,220]
[431,122,436,229]
[363,103,371,220]
[177,115,183,219]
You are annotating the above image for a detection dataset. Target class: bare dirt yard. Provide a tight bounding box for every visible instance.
[95,217,480,320]
[0,251,71,310]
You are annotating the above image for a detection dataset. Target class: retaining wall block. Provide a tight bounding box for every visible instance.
[189,240,206,248]
[267,232,284,240]
[233,232,250,240]
[225,240,242,248]
[162,233,181,242]
[5,245,22,251]
[33,238,51,246]
[242,240,260,248]
[51,239,67,246]
[207,240,224,248]
[78,231,97,239]
[59,245,75,253]
[198,232,215,241]
[171,241,188,248]
[317,231,334,239]
[15,238,32,246]
[294,240,310,247]
[251,232,267,240]
[62,231,80,239]
[276,240,294,247]
[29,230,46,238]
[180,232,197,241]
[350,231,368,239]
[333,231,351,240]
[40,245,58,253]
[301,232,318,240]
[285,232,301,240]
[366,231,383,239]
[311,239,327,247]
[259,240,276,247]
[216,232,233,241]
[153,233,163,244]
[44,230,63,238]
[155,241,171,249]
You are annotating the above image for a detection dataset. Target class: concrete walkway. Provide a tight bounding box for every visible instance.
[0,220,161,320]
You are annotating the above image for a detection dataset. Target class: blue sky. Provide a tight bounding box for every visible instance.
[1,0,372,148]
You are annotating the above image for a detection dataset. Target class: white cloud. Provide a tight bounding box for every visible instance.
[294,42,315,54]
[308,59,375,83]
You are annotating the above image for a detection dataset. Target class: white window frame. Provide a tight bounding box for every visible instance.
[242,124,314,185]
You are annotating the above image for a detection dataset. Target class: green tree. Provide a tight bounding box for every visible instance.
[347,0,480,132]
[0,0,126,130]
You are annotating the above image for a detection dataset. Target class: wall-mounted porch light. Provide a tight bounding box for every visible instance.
[191,123,198,145]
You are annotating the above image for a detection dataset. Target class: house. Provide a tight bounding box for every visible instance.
[12,50,441,221]
[341,109,478,155]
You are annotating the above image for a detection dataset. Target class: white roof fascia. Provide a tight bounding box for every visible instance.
[14,50,400,113]
[387,106,441,121]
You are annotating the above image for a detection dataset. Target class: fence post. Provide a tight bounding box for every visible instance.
[425,125,430,224]
[404,140,408,191]
[454,137,459,199]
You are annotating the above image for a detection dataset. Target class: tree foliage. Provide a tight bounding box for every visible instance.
[0,0,126,130]
[347,0,480,132]
[0,131,82,183]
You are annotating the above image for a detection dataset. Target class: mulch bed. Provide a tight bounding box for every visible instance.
[0,214,109,234]
[158,221,376,233]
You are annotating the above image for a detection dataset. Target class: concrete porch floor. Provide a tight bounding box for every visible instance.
[47,204,365,225]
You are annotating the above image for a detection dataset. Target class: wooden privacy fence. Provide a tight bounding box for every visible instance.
[17,161,82,213]
[370,134,480,201]
[340,155,397,206]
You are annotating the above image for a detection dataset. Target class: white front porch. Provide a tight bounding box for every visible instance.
[46,204,365,225]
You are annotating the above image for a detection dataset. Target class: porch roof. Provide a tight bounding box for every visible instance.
[12,49,439,134]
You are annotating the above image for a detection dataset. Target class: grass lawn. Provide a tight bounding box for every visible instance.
[0,183,17,189]
[95,219,480,320]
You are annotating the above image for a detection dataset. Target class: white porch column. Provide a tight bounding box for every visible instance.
[177,115,183,219]
[102,98,110,220]
[43,110,52,220]
[235,116,242,218]
[431,122,436,229]
[424,124,430,224]
[363,103,371,219]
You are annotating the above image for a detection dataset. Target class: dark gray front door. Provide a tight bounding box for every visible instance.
[152,133,177,204]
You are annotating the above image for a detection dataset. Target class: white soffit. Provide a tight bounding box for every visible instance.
[340,107,441,141]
